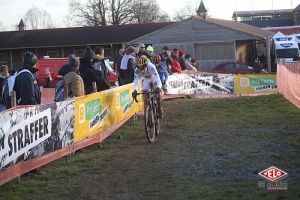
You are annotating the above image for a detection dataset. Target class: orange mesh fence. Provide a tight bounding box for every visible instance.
[277,62,300,108]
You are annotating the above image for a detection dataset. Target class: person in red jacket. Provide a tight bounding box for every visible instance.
[171,50,182,73]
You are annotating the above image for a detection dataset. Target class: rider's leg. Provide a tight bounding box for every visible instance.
[142,79,151,111]
[153,77,163,118]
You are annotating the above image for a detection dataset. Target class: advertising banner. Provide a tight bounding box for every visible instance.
[0,100,75,171]
[234,74,277,94]
[165,73,234,95]
[74,83,142,142]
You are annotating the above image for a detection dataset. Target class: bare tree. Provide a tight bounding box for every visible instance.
[24,6,54,29]
[68,0,170,26]
[69,0,108,26]
[130,0,170,23]
[109,0,132,24]
[0,20,6,31]
[173,4,196,22]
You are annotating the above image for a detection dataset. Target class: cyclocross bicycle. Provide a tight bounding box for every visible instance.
[133,90,161,143]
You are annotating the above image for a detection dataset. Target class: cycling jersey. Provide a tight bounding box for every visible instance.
[134,62,162,92]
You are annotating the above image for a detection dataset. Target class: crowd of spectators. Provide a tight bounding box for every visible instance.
[0,44,198,112]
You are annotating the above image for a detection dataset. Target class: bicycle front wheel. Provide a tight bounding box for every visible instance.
[144,104,156,143]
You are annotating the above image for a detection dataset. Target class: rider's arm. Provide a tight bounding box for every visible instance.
[133,69,141,91]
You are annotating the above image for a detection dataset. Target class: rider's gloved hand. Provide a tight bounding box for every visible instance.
[132,90,138,99]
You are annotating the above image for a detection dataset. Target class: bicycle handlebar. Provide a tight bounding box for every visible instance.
[133,91,157,103]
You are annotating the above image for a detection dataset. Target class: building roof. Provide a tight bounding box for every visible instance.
[264,26,300,35]
[294,4,300,11]
[241,19,294,28]
[0,22,174,49]
[202,17,273,39]
[233,9,293,18]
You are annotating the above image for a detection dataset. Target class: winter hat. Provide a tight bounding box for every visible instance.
[23,51,38,66]
[69,54,80,68]
[146,45,154,52]
[138,43,145,48]
[163,46,169,51]
[178,50,184,58]
[83,47,95,61]
[185,54,191,60]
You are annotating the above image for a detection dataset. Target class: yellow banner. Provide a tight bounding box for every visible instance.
[74,83,143,142]
[234,74,277,95]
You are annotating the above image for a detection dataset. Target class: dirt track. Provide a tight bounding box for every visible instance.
[63,96,300,200]
[1,95,300,200]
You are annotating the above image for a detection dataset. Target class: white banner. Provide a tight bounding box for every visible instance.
[165,73,234,95]
[0,109,52,168]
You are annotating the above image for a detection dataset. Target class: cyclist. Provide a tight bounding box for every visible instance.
[132,55,163,118]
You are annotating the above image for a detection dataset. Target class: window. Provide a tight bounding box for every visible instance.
[47,49,59,58]
[195,43,234,61]
[276,48,298,59]
[74,49,84,57]
[0,53,8,65]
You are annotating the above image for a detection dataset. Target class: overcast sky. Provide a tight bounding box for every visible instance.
[0,0,300,29]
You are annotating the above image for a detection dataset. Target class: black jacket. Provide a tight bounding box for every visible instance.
[14,64,41,105]
[79,60,100,95]
[0,76,6,104]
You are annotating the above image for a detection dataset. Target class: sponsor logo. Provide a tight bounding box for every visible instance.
[279,43,293,48]
[89,107,108,131]
[240,78,249,87]
[258,166,288,190]
[255,84,277,92]
[275,37,292,42]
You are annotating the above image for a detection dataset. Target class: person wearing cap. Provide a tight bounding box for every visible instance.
[145,45,154,62]
[79,47,100,94]
[59,54,85,97]
[137,43,146,57]
[14,51,41,106]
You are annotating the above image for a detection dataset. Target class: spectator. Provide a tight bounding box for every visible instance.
[44,68,52,88]
[184,54,197,71]
[0,65,9,111]
[94,46,110,91]
[79,47,99,95]
[137,43,146,57]
[178,50,187,71]
[154,54,168,92]
[14,51,41,106]
[171,50,182,73]
[119,46,136,85]
[59,54,84,98]
[254,56,261,73]
[172,48,179,58]
[145,45,154,62]
[114,48,124,73]
[191,58,197,68]
[162,46,173,69]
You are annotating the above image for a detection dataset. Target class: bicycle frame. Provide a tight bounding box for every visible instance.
[134,89,160,143]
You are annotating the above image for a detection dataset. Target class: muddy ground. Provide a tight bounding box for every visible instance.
[1,95,300,200]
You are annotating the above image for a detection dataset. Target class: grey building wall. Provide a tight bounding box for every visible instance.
[130,17,261,71]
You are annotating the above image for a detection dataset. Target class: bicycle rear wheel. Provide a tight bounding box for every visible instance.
[144,103,156,143]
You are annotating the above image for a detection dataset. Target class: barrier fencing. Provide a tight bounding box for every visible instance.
[0,72,277,185]
[277,62,300,108]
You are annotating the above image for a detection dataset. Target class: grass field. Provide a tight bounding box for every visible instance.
[0,94,300,200]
